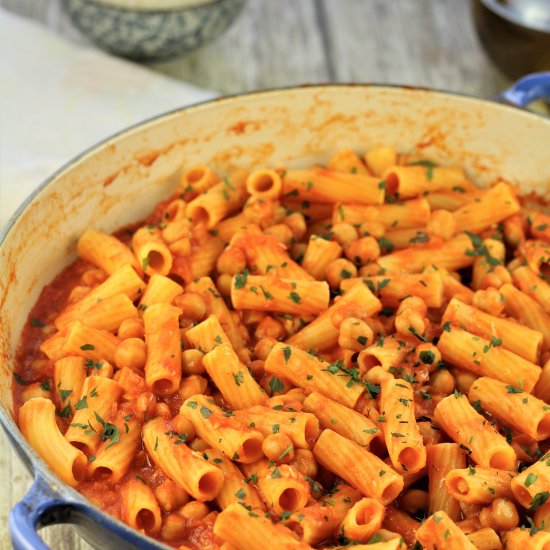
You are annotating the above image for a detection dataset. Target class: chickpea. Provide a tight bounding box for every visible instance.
[452,368,478,394]
[345,236,381,265]
[178,375,208,402]
[114,338,147,370]
[171,414,196,442]
[154,403,172,418]
[155,480,190,512]
[429,369,455,395]
[254,337,277,361]
[118,317,144,340]
[331,223,358,247]
[213,274,231,298]
[472,288,505,316]
[427,210,457,240]
[189,438,209,453]
[284,212,307,241]
[216,246,246,275]
[248,360,265,378]
[255,316,284,340]
[479,498,519,531]
[325,258,358,289]
[161,513,187,542]
[262,433,294,463]
[395,308,425,337]
[181,349,205,376]
[174,292,206,322]
[338,317,374,352]
[264,224,294,246]
[177,501,210,520]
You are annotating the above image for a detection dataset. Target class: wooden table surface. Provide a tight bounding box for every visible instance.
[0,0,508,548]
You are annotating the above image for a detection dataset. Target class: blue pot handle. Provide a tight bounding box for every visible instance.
[9,475,70,550]
[499,72,550,107]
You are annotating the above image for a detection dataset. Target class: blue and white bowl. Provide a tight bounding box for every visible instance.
[61,0,247,61]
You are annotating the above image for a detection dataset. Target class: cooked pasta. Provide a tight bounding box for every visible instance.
[14,149,550,549]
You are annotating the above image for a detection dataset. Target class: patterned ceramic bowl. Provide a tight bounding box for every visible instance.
[60,0,247,61]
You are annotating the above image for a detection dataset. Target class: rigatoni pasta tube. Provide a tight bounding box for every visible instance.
[384,165,467,199]
[88,412,141,482]
[187,277,247,351]
[143,302,182,396]
[442,298,542,362]
[121,477,162,536]
[340,274,443,308]
[54,356,87,413]
[437,327,541,392]
[235,405,320,449]
[377,234,474,274]
[426,444,465,521]
[142,417,224,501]
[512,265,550,314]
[185,314,230,353]
[452,182,520,234]
[246,169,282,200]
[77,229,141,275]
[302,392,381,449]
[382,506,419,548]
[186,171,248,228]
[181,394,264,463]
[415,510,476,550]
[469,377,550,441]
[139,274,182,308]
[445,466,514,504]
[501,283,550,351]
[64,376,123,455]
[202,343,265,409]
[433,394,516,471]
[380,379,426,474]
[265,343,366,409]
[301,236,342,280]
[62,321,119,364]
[283,167,385,205]
[231,231,313,281]
[55,264,145,330]
[281,485,361,545]
[338,497,385,543]
[329,148,369,174]
[333,199,430,229]
[287,282,381,351]
[313,429,404,504]
[241,460,310,514]
[202,448,265,511]
[132,226,173,277]
[510,454,550,508]
[19,398,88,486]
[77,293,138,333]
[231,274,330,315]
[213,502,311,550]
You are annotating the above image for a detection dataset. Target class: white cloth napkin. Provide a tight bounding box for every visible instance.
[0,8,216,228]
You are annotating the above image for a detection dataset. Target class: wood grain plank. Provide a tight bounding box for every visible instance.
[148,0,330,93]
[319,0,509,96]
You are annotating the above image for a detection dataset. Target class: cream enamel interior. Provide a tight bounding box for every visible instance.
[1,85,550,426]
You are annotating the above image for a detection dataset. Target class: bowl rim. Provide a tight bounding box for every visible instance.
[478,0,550,34]
[63,0,243,15]
[1,82,548,546]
